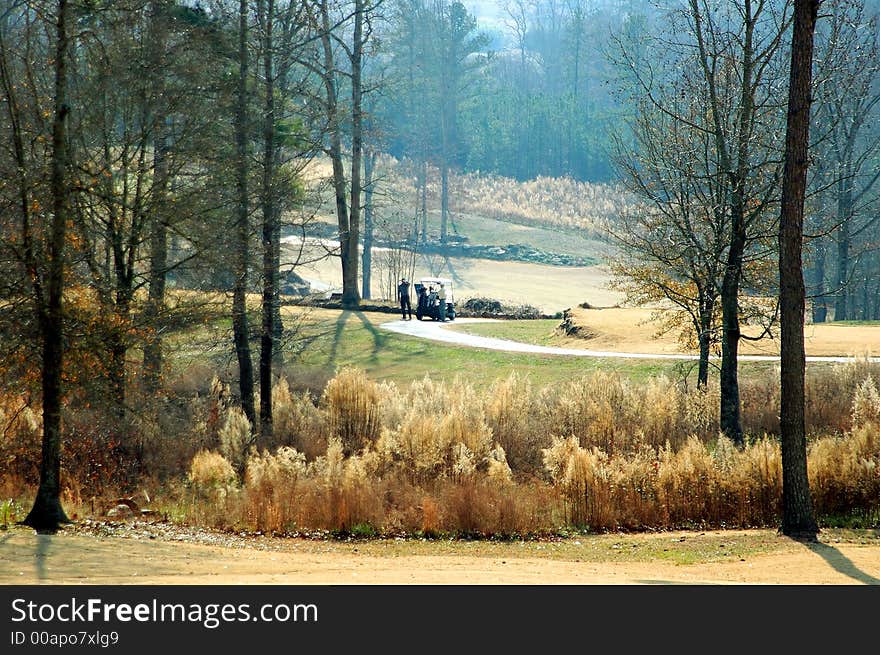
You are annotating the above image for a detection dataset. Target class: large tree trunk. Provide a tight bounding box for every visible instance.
[810,237,827,323]
[440,158,449,244]
[232,0,256,427]
[24,0,71,533]
[859,276,869,320]
[361,149,376,300]
[143,0,170,393]
[697,298,712,389]
[317,0,357,307]
[778,0,819,540]
[690,0,758,449]
[345,0,364,307]
[719,216,745,447]
[833,184,851,320]
[109,294,131,412]
[258,0,276,442]
[420,158,428,243]
[439,83,450,244]
[143,139,168,390]
[872,272,880,320]
[110,149,142,414]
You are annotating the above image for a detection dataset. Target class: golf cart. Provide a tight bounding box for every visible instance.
[414,277,456,321]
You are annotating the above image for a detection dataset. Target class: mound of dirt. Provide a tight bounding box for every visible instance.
[556,308,597,339]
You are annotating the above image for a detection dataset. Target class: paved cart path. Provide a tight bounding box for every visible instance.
[379,318,880,363]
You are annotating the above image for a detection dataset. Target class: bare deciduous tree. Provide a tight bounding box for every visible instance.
[20,0,73,532]
[778,0,820,540]
[612,0,791,444]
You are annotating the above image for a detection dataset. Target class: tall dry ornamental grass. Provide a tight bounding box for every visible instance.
[218,407,252,474]
[270,377,326,458]
[173,365,879,536]
[2,358,877,536]
[852,377,880,427]
[485,372,546,471]
[0,395,41,482]
[321,367,383,455]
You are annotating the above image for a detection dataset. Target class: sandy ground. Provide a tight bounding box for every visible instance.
[288,242,623,314]
[2,527,879,585]
[552,307,880,359]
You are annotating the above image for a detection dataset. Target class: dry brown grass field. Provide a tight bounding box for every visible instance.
[290,240,623,313]
[559,307,880,358]
[302,156,630,238]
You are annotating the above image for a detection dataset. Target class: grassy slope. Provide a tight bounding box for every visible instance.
[287,309,676,389]
[161,298,876,395]
[448,210,608,258]
[297,161,619,314]
[161,303,880,393]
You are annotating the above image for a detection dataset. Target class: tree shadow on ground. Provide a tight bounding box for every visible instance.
[328,310,387,366]
[352,311,387,362]
[328,310,350,365]
[442,256,466,287]
[801,541,880,585]
[35,533,51,580]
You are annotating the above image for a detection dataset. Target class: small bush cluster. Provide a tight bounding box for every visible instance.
[459,297,544,319]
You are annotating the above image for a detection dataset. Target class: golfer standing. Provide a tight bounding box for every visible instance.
[398,278,413,320]
[437,282,447,321]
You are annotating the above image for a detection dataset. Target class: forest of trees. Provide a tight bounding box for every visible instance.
[0,0,876,536]
[379,0,644,184]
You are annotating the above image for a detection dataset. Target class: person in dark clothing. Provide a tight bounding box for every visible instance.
[398,278,413,319]
[437,282,447,321]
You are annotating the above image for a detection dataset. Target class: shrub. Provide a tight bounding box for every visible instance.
[852,377,880,428]
[0,396,41,483]
[656,437,718,526]
[218,407,253,475]
[542,436,610,528]
[243,446,307,533]
[189,450,237,489]
[485,373,548,472]
[270,377,326,458]
[6,362,880,536]
[810,423,880,521]
[321,367,382,455]
[186,450,239,528]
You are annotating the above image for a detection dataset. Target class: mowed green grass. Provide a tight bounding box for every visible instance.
[164,305,810,391]
[282,309,679,388]
[446,318,564,346]
[163,306,831,392]
[449,210,608,260]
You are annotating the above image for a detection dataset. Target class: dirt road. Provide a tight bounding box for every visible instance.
[2,525,879,585]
